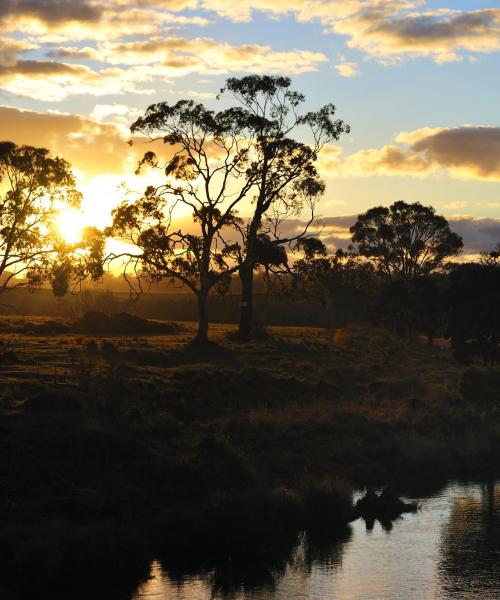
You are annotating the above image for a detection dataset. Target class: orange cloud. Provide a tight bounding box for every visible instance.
[318,126,500,181]
[100,36,327,75]
[0,105,136,175]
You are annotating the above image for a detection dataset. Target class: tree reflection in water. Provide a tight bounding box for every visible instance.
[159,527,352,599]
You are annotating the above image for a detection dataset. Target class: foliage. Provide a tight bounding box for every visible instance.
[480,243,500,266]
[49,226,106,297]
[445,263,500,365]
[0,141,82,294]
[219,76,350,339]
[350,201,463,280]
[110,99,257,341]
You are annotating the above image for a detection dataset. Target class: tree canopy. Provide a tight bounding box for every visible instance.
[0,141,83,295]
[350,201,463,280]
[219,75,350,339]
[109,75,349,343]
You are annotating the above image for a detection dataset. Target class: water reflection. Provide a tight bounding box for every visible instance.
[439,482,499,599]
[133,482,499,600]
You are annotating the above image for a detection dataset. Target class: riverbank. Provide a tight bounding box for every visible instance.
[0,318,498,597]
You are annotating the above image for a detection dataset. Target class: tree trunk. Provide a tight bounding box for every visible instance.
[194,290,209,344]
[238,262,254,340]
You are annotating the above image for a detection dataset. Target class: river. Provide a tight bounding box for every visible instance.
[132,481,499,600]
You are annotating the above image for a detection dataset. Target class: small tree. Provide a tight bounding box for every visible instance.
[0,141,83,295]
[49,226,106,297]
[219,76,350,339]
[350,201,463,280]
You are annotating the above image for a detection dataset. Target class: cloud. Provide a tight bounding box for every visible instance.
[200,1,500,63]
[0,59,156,100]
[333,6,500,63]
[199,0,361,23]
[90,103,143,128]
[46,46,101,60]
[100,36,327,75]
[0,103,219,179]
[402,127,500,180]
[448,217,500,254]
[281,214,500,256]
[334,60,358,77]
[0,0,102,26]
[319,126,500,182]
[0,36,35,65]
[0,104,137,176]
[0,40,157,100]
[2,2,499,65]
[0,1,207,42]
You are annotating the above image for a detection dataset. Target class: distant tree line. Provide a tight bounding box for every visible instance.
[292,200,500,365]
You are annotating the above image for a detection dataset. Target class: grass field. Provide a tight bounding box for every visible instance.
[0,316,498,597]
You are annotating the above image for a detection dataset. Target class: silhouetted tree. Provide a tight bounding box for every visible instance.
[0,141,87,296]
[111,76,348,343]
[480,243,500,266]
[220,76,350,339]
[110,99,254,344]
[445,263,500,365]
[350,201,463,280]
[49,226,106,297]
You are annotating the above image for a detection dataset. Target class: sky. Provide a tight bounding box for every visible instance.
[0,0,499,253]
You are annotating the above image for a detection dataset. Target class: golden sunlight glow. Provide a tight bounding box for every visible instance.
[56,209,85,244]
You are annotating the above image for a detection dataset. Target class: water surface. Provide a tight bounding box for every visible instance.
[132,481,499,600]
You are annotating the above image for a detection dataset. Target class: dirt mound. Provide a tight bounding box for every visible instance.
[72,311,179,335]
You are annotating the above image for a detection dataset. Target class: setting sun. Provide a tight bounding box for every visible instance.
[56,209,85,244]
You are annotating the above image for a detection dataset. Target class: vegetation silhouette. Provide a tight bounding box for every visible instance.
[0,142,76,294]
[0,141,105,306]
[292,240,373,339]
[219,75,350,340]
[445,262,500,365]
[108,75,349,344]
[349,200,463,280]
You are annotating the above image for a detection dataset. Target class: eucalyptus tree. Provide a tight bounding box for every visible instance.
[109,100,254,343]
[219,76,350,339]
[0,141,85,297]
[349,201,463,280]
[111,76,349,343]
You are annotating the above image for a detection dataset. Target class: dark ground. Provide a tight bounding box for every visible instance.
[0,317,498,598]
